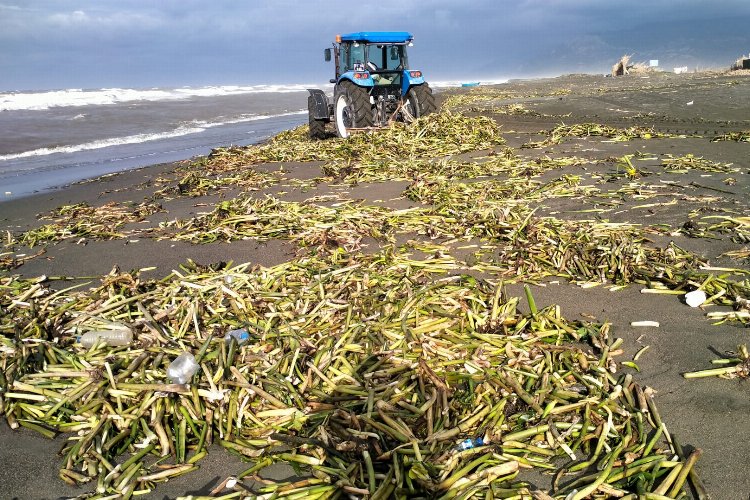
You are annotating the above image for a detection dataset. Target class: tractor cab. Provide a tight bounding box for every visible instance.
[328,32,414,89]
[325,32,424,111]
[308,31,436,139]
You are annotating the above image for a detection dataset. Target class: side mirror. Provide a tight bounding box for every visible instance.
[324,48,332,62]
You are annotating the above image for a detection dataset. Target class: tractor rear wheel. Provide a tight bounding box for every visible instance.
[308,96,327,140]
[404,84,437,122]
[334,81,373,138]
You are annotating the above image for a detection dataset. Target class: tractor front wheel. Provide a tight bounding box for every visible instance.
[334,82,373,138]
[404,84,437,122]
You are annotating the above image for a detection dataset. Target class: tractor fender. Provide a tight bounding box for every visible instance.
[401,70,426,99]
[307,89,331,120]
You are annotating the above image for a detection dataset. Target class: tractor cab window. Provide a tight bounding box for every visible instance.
[386,45,407,70]
[340,43,366,73]
[366,45,406,71]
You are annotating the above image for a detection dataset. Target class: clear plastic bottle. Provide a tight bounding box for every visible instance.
[457,437,484,451]
[224,328,250,345]
[79,329,133,348]
[167,352,199,384]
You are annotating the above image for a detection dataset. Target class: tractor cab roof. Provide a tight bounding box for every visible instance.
[339,32,413,44]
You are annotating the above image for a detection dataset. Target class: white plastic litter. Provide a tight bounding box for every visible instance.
[685,290,706,307]
[630,321,660,327]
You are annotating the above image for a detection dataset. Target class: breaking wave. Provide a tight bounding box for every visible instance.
[0,111,305,161]
[0,84,316,111]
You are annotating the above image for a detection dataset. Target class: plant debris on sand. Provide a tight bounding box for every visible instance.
[2,93,749,498]
[0,249,708,498]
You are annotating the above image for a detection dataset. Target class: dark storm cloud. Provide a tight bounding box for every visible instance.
[1,1,749,89]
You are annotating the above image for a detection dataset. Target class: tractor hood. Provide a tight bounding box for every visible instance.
[339,32,413,44]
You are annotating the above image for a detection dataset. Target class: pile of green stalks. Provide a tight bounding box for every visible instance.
[20,201,164,248]
[442,90,521,111]
[160,196,416,250]
[442,88,570,112]
[0,248,708,498]
[0,250,44,272]
[711,130,750,142]
[701,216,750,244]
[321,153,595,186]
[684,344,750,379]
[523,123,680,149]
[155,168,750,304]
[203,112,504,172]
[152,167,286,199]
[3,99,749,498]
[660,154,737,174]
[466,104,544,117]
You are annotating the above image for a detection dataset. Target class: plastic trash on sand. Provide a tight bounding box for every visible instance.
[167,352,199,384]
[630,321,660,327]
[79,329,133,348]
[685,290,707,307]
[224,328,251,345]
[457,437,484,451]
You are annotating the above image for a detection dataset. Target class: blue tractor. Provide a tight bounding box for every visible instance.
[307,31,437,139]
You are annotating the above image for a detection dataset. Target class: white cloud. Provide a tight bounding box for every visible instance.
[48,9,88,26]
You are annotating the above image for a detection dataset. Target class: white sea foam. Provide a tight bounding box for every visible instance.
[0,84,317,111]
[0,111,305,161]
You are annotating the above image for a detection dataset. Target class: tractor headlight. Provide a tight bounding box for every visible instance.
[409,71,422,78]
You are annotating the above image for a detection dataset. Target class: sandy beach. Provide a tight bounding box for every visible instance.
[1,71,749,499]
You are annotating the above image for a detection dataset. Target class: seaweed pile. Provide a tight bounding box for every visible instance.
[2,106,748,498]
[1,250,707,498]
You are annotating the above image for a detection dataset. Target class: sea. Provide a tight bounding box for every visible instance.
[0,80,488,199]
[0,84,318,199]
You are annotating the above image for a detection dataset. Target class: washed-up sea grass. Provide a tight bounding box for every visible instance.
[20,201,163,247]
[0,249,46,272]
[684,344,750,379]
[711,130,750,143]
[321,152,595,186]
[524,123,681,149]
[677,216,750,244]
[0,247,704,498]
[467,103,546,117]
[158,168,750,305]
[203,112,504,173]
[703,216,750,244]
[442,88,570,112]
[152,167,286,199]
[2,88,748,498]
[160,196,426,250]
[660,154,737,174]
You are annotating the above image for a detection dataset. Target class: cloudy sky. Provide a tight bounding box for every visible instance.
[1,1,749,90]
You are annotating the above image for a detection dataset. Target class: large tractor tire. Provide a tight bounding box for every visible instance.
[404,83,437,122]
[307,96,327,140]
[334,81,373,138]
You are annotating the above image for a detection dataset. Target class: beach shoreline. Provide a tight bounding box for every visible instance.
[2,70,749,499]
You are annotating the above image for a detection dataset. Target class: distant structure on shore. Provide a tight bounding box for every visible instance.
[731,53,750,70]
[611,54,655,76]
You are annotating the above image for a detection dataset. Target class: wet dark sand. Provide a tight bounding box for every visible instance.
[1,71,749,499]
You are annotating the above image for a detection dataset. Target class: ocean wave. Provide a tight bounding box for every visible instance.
[0,111,305,161]
[0,84,317,111]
